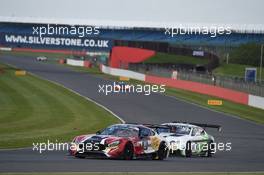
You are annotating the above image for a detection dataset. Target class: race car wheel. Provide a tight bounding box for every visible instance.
[185,141,192,157]
[157,142,168,160]
[122,142,134,160]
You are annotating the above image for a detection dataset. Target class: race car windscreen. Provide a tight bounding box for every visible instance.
[172,126,191,135]
[155,127,171,134]
[100,125,139,137]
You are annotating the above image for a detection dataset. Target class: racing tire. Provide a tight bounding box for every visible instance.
[157,142,168,160]
[185,141,192,157]
[122,142,134,160]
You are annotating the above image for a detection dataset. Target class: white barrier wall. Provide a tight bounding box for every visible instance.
[248,94,264,110]
[101,64,145,81]
[0,47,12,51]
[66,59,84,67]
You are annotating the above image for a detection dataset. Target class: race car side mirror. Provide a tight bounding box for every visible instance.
[96,130,101,135]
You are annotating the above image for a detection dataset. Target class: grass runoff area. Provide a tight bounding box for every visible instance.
[0,63,119,149]
[143,52,209,65]
[165,87,264,124]
[0,173,263,175]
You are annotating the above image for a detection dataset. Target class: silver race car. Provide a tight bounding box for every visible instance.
[149,122,221,157]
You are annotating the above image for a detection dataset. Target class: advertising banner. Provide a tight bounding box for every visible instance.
[0,33,112,51]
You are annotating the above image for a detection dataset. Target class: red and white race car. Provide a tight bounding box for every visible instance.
[69,124,169,160]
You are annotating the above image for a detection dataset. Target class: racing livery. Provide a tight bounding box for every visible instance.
[69,124,169,160]
[149,122,221,157]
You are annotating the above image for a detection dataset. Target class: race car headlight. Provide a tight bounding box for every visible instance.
[108,140,120,147]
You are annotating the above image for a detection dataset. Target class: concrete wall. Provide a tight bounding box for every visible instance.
[145,75,249,105]
[66,59,84,67]
[101,64,145,81]
[0,47,11,51]
[248,95,264,109]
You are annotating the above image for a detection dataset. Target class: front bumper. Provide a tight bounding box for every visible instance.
[70,142,123,159]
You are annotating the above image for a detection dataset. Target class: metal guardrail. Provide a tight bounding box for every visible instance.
[130,65,264,97]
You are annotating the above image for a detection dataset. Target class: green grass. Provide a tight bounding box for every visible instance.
[0,173,263,175]
[165,88,264,124]
[213,63,264,79]
[144,52,209,65]
[0,64,119,149]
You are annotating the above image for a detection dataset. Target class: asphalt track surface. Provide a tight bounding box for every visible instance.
[0,55,264,173]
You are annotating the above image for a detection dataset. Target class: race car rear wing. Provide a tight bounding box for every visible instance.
[143,124,170,129]
[172,121,222,132]
[126,122,221,132]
